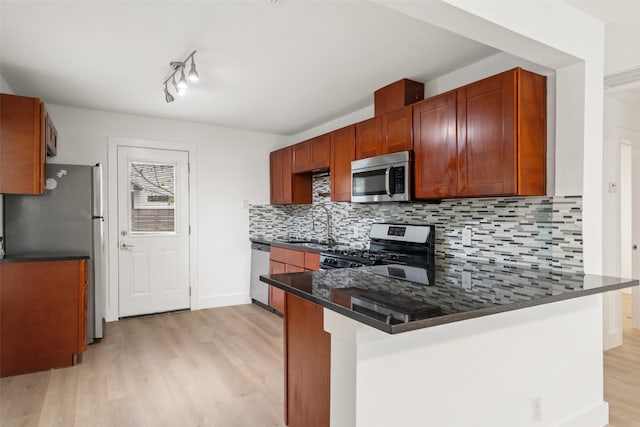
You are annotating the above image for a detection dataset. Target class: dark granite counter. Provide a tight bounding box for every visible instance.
[250,237,335,253]
[0,254,90,263]
[261,261,638,334]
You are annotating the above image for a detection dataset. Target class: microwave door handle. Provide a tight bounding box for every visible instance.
[385,166,393,197]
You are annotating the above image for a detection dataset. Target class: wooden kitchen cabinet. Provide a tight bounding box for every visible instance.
[285,293,330,427]
[330,125,355,202]
[413,68,546,200]
[292,134,331,173]
[374,78,424,116]
[0,93,51,195]
[355,108,413,160]
[270,146,312,205]
[268,245,319,314]
[355,116,382,159]
[0,259,88,377]
[268,244,328,426]
[456,67,546,197]
[382,105,413,154]
[413,91,458,198]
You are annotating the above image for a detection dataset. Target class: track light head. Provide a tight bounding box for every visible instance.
[164,84,175,103]
[177,68,188,89]
[189,58,199,82]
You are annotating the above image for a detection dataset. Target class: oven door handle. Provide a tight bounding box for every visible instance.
[385,166,393,197]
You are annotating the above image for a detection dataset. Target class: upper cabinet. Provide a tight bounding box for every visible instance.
[382,105,413,155]
[456,68,546,197]
[0,93,55,195]
[270,146,312,205]
[413,91,457,199]
[355,105,413,160]
[374,78,424,116]
[330,125,355,202]
[355,117,382,160]
[413,67,546,199]
[292,133,331,173]
[270,68,546,204]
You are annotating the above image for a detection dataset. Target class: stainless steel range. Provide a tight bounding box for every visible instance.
[319,223,435,285]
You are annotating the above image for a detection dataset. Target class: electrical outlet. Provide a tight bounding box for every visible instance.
[462,227,472,246]
[532,398,542,422]
[462,271,472,289]
[352,226,358,238]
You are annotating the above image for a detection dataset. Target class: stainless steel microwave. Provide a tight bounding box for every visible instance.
[351,151,411,203]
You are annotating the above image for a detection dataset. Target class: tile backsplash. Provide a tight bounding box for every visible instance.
[249,174,583,273]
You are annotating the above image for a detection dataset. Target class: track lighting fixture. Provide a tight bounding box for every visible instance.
[163,50,199,103]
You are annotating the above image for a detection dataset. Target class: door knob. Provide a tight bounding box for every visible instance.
[120,242,135,249]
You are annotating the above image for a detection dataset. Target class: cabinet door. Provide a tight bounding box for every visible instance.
[270,150,283,204]
[330,125,355,202]
[0,94,45,195]
[355,117,382,159]
[382,105,413,154]
[309,134,331,170]
[0,260,86,377]
[286,293,330,427]
[413,92,457,199]
[281,147,294,204]
[269,260,286,314]
[292,141,310,173]
[457,70,516,196]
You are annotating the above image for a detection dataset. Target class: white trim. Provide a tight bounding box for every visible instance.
[197,292,251,310]
[106,137,198,321]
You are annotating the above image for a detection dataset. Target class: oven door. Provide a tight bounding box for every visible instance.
[351,152,411,203]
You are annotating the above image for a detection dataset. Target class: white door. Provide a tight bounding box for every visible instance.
[117,146,190,317]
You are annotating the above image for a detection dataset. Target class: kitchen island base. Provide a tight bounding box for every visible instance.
[325,294,609,427]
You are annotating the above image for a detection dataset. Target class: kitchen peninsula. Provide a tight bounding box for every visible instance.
[261,262,638,427]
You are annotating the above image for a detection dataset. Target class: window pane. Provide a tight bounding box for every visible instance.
[130,162,175,233]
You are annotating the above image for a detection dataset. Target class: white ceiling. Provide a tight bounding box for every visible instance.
[0,1,499,136]
[568,0,640,110]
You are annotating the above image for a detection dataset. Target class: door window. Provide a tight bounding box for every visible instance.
[129,162,176,234]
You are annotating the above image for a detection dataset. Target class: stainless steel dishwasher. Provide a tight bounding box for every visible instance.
[250,241,272,311]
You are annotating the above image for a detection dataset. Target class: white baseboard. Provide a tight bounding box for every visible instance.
[196,292,251,310]
[559,402,608,427]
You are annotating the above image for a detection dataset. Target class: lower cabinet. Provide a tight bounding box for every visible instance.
[285,293,331,427]
[0,259,88,378]
[268,244,329,426]
[269,245,319,314]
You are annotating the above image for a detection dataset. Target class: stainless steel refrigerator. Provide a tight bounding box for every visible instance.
[3,163,105,343]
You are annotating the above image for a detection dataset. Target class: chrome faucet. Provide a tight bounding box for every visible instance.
[310,203,334,244]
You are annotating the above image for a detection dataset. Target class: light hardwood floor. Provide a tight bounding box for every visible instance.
[605,292,640,427]
[1,297,639,427]
[0,304,285,427]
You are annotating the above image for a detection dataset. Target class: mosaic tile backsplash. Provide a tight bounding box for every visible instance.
[249,174,583,273]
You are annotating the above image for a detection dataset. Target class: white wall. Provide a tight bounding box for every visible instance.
[45,104,286,320]
[326,295,608,427]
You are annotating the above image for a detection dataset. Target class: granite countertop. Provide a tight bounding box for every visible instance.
[260,261,639,334]
[0,254,90,263]
[251,237,337,253]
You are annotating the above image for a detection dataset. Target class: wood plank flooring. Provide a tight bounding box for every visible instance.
[605,293,640,427]
[0,304,285,427]
[1,297,638,426]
